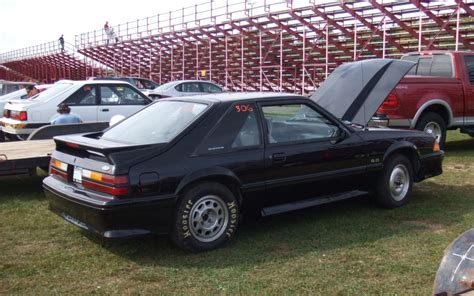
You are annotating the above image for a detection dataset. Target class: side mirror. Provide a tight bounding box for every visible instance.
[330,128,348,144]
[109,114,126,127]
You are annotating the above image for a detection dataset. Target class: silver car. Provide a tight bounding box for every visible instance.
[147,80,223,99]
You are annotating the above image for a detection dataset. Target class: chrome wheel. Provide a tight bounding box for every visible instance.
[389,164,410,201]
[424,121,442,144]
[189,195,229,243]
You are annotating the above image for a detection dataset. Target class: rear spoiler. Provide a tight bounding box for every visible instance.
[53,134,165,168]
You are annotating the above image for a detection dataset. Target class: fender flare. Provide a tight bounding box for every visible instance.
[411,99,453,128]
[175,166,242,196]
[383,141,421,172]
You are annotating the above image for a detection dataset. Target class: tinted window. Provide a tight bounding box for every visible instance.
[175,83,183,92]
[64,85,97,105]
[464,56,474,84]
[199,103,260,154]
[262,104,340,144]
[182,82,201,92]
[417,58,432,76]
[100,85,147,105]
[402,54,453,77]
[430,54,453,77]
[101,101,208,144]
[137,79,159,90]
[201,83,222,93]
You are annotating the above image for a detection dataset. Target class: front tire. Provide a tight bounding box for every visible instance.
[415,112,446,150]
[171,182,240,252]
[375,154,413,209]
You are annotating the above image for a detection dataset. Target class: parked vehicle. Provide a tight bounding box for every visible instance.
[1,80,151,140]
[147,80,223,99]
[0,80,35,96]
[43,59,443,252]
[372,50,474,148]
[91,76,159,91]
[0,84,53,113]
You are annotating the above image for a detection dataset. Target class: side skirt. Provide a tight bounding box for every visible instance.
[261,190,368,217]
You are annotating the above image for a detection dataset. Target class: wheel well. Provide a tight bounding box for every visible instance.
[385,148,420,176]
[177,176,243,206]
[418,104,450,126]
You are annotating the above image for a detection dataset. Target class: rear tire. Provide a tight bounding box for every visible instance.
[171,182,240,252]
[375,154,413,209]
[415,112,446,150]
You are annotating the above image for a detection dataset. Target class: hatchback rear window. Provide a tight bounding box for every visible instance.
[101,101,208,144]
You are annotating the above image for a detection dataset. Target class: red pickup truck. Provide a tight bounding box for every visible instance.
[373,51,474,149]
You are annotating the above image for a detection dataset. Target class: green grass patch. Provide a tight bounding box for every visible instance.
[1,130,474,294]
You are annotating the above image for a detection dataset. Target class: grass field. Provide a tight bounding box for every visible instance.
[1,131,474,294]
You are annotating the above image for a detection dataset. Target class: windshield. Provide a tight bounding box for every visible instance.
[29,83,73,101]
[153,81,177,92]
[101,100,208,144]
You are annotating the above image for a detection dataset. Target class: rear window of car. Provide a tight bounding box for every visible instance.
[402,54,453,77]
[30,83,73,101]
[101,101,208,144]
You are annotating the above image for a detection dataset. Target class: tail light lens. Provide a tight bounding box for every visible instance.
[50,158,68,180]
[49,158,129,196]
[80,168,129,196]
[3,109,10,118]
[376,92,400,114]
[10,111,27,121]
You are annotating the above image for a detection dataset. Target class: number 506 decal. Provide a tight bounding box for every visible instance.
[235,104,254,112]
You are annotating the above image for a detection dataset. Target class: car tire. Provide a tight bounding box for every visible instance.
[415,112,446,150]
[375,154,413,209]
[171,182,240,252]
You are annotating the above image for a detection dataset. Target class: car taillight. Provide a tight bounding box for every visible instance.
[10,111,27,121]
[376,92,400,114]
[3,109,10,118]
[50,158,68,180]
[80,168,129,196]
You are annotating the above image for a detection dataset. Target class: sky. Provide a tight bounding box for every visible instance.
[0,0,200,53]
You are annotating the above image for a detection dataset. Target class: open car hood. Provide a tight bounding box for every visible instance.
[310,59,415,126]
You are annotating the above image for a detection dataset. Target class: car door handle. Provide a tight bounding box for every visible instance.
[271,153,286,163]
[101,108,109,112]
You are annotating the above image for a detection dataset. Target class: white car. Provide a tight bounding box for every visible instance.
[147,80,223,99]
[0,84,53,114]
[1,80,151,140]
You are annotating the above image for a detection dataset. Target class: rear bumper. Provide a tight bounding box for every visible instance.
[43,176,176,238]
[416,151,444,182]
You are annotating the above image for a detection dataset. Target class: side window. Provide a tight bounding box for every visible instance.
[100,85,147,105]
[175,83,183,92]
[64,85,97,105]
[199,103,260,154]
[202,83,222,93]
[430,54,453,77]
[182,82,201,93]
[464,56,474,84]
[262,104,340,144]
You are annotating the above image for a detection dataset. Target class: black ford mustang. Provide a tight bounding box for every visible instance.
[43,59,443,252]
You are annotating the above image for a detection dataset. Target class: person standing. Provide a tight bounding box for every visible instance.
[50,103,83,125]
[58,34,65,52]
[104,21,110,44]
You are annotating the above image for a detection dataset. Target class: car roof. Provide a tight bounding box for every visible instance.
[166,92,304,103]
[56,79,133,86]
